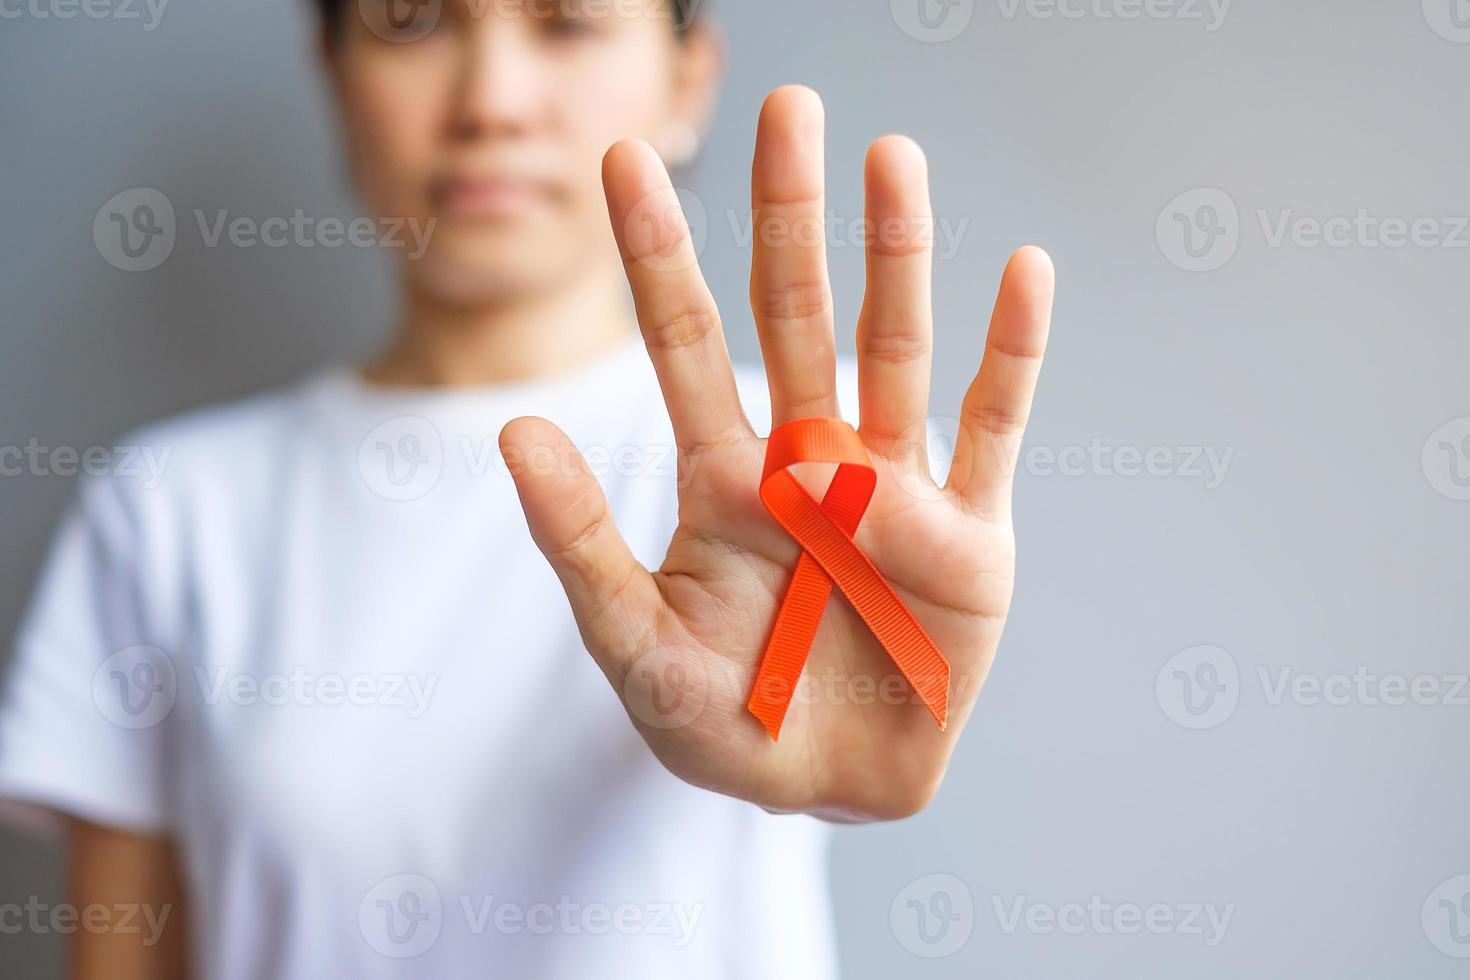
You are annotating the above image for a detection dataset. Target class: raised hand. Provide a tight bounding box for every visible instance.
[499,85,1054,822]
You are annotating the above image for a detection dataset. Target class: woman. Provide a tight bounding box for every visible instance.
[0,0,1055,976]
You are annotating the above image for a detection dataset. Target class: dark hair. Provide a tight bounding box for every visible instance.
[318,0,700,36]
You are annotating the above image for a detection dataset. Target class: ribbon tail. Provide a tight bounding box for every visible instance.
[747,551,833,740]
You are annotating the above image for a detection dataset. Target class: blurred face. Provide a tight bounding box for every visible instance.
[327,0,713,303]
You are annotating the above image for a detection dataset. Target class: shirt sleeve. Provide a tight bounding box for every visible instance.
[0,470,179,837]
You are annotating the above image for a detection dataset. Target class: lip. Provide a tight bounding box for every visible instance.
[430,174,557,218]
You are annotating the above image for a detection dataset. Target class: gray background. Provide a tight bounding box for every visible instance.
[3,0,1469,975]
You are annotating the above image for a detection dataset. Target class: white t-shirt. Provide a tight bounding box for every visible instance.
[0,330,860,980]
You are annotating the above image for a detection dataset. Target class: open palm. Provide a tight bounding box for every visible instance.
[500,86,1054,822]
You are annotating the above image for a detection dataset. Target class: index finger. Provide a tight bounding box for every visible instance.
[602,138,753,455]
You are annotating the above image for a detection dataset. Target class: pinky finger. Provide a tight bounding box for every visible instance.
[945,246,1055,518]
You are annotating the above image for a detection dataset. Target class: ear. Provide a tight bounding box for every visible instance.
[668,16,727,159]
[315,21,347,106]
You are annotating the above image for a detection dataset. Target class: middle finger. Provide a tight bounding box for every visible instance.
[748,85,839,426]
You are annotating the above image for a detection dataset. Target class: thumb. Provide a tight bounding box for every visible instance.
[499,416,660,683]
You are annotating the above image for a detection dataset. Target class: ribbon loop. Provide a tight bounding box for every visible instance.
[747,416,950,739]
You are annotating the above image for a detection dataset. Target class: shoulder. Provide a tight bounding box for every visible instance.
[729,352,861,435]
[69,369,330,535]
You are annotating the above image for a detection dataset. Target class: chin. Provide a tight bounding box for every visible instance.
[403,245,572,307]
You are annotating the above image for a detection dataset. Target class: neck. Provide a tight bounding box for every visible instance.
[362,263,639,387]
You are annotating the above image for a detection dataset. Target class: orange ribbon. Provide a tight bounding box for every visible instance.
[747,416,950,740]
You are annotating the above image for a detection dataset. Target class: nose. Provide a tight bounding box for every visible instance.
[448,17,547,141]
